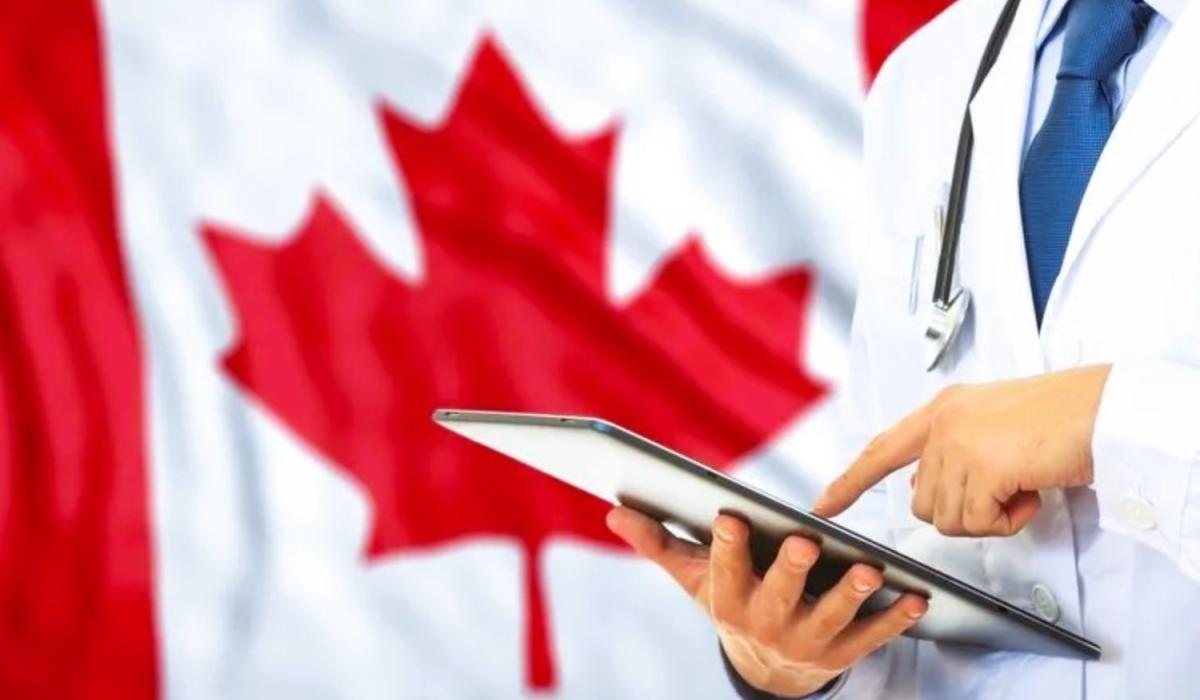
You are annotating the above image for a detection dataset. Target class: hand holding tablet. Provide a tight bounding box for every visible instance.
[433,408,1100,691]
[606,505,925,696]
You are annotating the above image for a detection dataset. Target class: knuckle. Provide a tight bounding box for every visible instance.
[710,597,739,629]
[935,384,964,404]
[932,513,949,534]
[928,411,954,440]
[942,435,971,462]
[710,592,742,623]
[933,506,962,535]
[999,471,1022,497]
[962,501,990,534]
[862,434,888,459]
[963,517,988,536]
[747,614,783,645]
[787,637,821,662]
[810,615,842,642]
[710,558,733,584]
[937,521,965,536]
[978,469,1006,496]
[962,490,980,515]
[752,591,790,625]
[711,557,744,584]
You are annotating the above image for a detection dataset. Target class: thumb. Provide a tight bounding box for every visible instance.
[606,506,709,597]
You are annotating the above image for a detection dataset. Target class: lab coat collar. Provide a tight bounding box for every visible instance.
[1045,0,1200,328]
[1147,0,1191,23]
[966,0,1048,369]
[1036,0,1189,49]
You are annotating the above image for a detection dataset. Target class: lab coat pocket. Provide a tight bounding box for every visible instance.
[859,230,950,538]
[860,230,947,425]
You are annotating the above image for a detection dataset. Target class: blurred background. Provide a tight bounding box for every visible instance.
[0,1,950,698]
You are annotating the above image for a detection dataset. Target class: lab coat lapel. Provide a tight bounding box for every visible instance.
[1053,2,1200,312]
[962,0,1045,369]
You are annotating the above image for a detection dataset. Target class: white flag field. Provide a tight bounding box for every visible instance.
[0,1,945,698]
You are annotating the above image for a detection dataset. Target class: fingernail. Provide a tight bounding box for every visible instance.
[714,524,734,542]
[852,578,875,593]
[905,597,928,619]
[788,542,815,566]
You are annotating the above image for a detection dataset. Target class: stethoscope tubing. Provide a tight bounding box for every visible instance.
[933,0,1023,307]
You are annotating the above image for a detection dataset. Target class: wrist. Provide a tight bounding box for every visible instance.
[1057,364,1112,485]
[720,634,837,697]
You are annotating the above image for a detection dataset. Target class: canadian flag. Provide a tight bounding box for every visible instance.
[0,1,950,698]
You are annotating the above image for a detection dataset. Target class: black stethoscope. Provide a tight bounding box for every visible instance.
[925,0,1022,370]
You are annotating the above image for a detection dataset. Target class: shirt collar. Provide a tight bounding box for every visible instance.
[1036,0,1189,49]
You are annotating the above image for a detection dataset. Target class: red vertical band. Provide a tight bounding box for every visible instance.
[0,1,158,698]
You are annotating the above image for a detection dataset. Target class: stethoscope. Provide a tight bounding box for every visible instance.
[925,0,1022,370]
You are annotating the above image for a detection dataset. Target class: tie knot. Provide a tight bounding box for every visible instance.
[1058,0,1155,80]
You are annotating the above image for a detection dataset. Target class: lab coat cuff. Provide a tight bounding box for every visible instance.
[1091,360,1200,561]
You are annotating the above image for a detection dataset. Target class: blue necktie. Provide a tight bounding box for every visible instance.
[1018,0,1154,322]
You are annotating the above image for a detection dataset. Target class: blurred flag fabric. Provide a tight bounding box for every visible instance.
[0,1,951,698]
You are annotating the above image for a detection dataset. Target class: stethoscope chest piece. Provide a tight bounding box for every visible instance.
[924,286,971,371]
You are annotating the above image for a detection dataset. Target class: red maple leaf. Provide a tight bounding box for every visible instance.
[202,35,827,691]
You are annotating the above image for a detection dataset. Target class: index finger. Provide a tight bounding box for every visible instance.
[812,403,935,517]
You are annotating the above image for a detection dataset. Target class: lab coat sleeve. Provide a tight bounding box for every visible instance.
[1091,359,1200,581]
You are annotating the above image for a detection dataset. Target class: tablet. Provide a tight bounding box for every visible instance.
[433,409,1100,660]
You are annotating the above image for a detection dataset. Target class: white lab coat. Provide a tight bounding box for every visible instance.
[833,0,1200,697]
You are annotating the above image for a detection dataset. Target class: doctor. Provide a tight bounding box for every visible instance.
[607,0,1200,696]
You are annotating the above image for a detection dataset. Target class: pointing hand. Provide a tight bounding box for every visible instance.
[814,366,1111,536]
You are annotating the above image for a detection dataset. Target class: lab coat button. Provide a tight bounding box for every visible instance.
[1031,584,1059,623]
[1119,495,1157,530]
